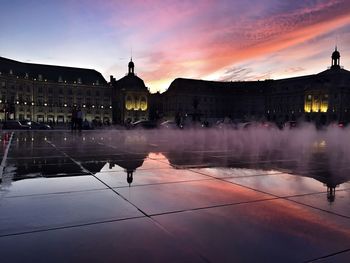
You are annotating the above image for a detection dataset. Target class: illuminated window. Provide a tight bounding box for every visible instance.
[125,95,133,110]
[304,92,328,113]
[134,96,140,110]
[140,96,147,111]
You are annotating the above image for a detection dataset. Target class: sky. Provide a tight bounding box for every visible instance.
[1,0,350,93]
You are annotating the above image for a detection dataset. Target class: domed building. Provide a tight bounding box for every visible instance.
[110,59,149,124]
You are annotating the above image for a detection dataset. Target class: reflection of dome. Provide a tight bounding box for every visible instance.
[127,170,133,185]
[110,152,147,186]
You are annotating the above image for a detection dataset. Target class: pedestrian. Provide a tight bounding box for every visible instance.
[77,107,83,131]
[71,106,77,130]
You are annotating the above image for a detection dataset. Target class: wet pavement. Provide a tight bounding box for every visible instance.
[0,130,349,262]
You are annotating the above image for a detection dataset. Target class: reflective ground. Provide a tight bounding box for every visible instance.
[0,130,349,262]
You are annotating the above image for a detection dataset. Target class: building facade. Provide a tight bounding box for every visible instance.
[159,48,350,125]
[1,48,348,126]
[110,59,149,124]
[0,57,112,124]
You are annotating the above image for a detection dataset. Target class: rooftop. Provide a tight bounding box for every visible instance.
[0,56,107,85]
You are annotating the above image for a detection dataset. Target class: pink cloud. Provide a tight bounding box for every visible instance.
[97,0,350,92]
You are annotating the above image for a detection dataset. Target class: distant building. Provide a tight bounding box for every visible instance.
[1,48,349,126]
[0,57,112,123]
[159,48,350,125]
[110,59,149,124]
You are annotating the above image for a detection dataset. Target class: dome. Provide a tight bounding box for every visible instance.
[128,60,134,68]
[332,48,340,59]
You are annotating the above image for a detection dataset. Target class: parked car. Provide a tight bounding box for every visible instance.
[283,121,298,129]
[215,120,237,129]
[130,120,158,129]
[237,121,277,130]
[160,120,183,129]
[328,121,347,129]
[20,121,52,130]
[2,120,30,130]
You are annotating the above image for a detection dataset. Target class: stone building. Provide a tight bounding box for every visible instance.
[159,48,350,125]
[1,48,348,127]
[0,57,112,123]
[110,59,149,124]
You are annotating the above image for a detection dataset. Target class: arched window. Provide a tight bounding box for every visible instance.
[140,96,147,111]
[125,95,133,110]
[134,96,140,110]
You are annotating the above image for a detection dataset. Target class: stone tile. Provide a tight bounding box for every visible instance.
[190,167,282,178]
[81,157,171,174]
[96,168,209,188]
[4,162,89,178]
[154,199,350,263]
[308,250,350,263]
[224,173,350,197]
[0,175,106,198]
[7,148,64,158]
[0,217,204,263]
[0,189,143,236]
[288,190,350,217]
[116,179,273,215]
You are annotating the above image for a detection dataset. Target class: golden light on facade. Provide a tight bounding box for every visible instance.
[125,94,147,111]
[304,93,328,113]
[125,95,133,110]
[134,96,140,110]
[140,96,147,111]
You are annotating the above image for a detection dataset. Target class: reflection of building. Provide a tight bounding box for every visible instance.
[110,59,149,124]
[110,157,146,186]
[159,48,350,125]
[0,57,112,123]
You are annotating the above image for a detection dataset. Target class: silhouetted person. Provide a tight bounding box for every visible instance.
[82,118,90,130]
[77,108,83,131]
[71,106,77,131]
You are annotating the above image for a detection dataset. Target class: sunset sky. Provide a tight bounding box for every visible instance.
[1,0,350,93]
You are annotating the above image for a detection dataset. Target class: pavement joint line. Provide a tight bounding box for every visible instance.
[188,169,287,178]
[110,177,218,189]
[2,187,110,199]
[0,215,147,238]
[304,248,350,262]
[0,132,14,183]
[7,155,65,160]
[149,196,280,217]
[283,197,350,219]
[46,139,152,219]
[189,168,350,219]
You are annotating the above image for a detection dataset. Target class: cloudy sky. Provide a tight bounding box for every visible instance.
[1,0,350,92]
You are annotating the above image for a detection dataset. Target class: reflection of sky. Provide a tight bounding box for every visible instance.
[1,1,350,92]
